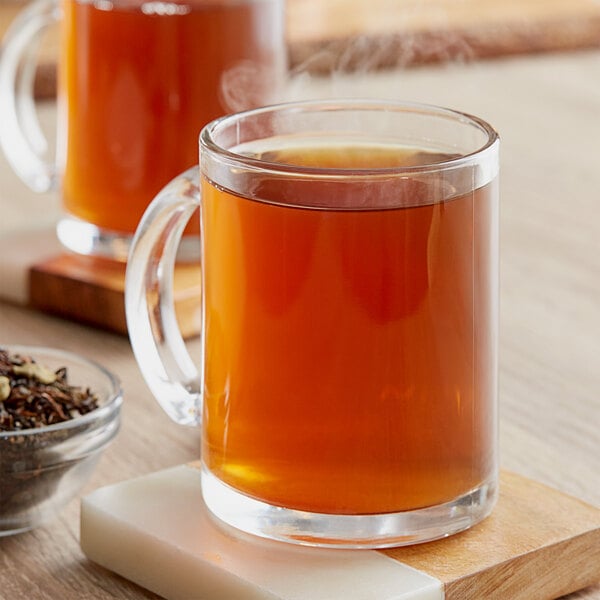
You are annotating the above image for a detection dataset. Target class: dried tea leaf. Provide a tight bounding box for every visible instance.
[0,348,103,519]
[0,348,99,431]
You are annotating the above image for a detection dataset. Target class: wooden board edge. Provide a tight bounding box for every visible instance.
[31,255,126,290]
[289,16,600,74]
[28,255,201,338]
[29,263,128,333]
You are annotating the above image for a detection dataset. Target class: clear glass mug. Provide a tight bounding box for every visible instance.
[0,0,285,260]
[125,99,500,548]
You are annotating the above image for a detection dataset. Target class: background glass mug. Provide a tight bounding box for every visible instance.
[125,99,500,548]
[0,0,285,260]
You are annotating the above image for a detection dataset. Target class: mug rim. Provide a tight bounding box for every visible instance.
[199,98,500,178]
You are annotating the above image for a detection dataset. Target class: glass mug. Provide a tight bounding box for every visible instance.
[125,99,500,547]
[0,0,285,260]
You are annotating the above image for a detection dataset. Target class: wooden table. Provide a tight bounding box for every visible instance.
[1,50,599,598]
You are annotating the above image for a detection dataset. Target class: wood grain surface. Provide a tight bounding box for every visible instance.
[385,472,600,599]
[29,254,202,338]
[0,47,599,600]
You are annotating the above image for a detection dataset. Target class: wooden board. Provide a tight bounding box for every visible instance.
[384,471,600,599]
[288,0,600,73]
[3,0,600,98]
[29,254,201,338]
[80,463,600,600]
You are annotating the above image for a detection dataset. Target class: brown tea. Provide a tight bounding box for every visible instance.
[202,144,497,514]
[59,0,283,234]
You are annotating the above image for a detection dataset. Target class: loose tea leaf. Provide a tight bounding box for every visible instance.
[0,348,103,524]
[0,348,99,431]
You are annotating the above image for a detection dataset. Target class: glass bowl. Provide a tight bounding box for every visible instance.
[0,345,122,536]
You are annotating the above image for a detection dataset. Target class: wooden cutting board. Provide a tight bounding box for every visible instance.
[80,463,600,600]
[2,0,600,98]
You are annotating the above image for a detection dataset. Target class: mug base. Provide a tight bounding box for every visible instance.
[201,464,498,549]
[57,216,200,262]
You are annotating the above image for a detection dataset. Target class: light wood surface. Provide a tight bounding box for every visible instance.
[385,471,600,599]
[0,49,599,598]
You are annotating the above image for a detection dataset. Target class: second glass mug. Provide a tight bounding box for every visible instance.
[0,0,285,260]
[126,99,500,548]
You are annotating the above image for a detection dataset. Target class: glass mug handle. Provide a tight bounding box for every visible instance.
[0,0,59,192]
[125,167,202,426]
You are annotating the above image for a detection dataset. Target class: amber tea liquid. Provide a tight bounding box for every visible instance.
[202,143,497,515]
[59,0,282,234]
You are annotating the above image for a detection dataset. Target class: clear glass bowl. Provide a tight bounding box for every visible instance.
[0,345,122,536]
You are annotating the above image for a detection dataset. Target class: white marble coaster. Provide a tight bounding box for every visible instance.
[81,465,443,600]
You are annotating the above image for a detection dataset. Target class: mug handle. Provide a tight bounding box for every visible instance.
[125,167,202,426]
[0,0,59,192]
